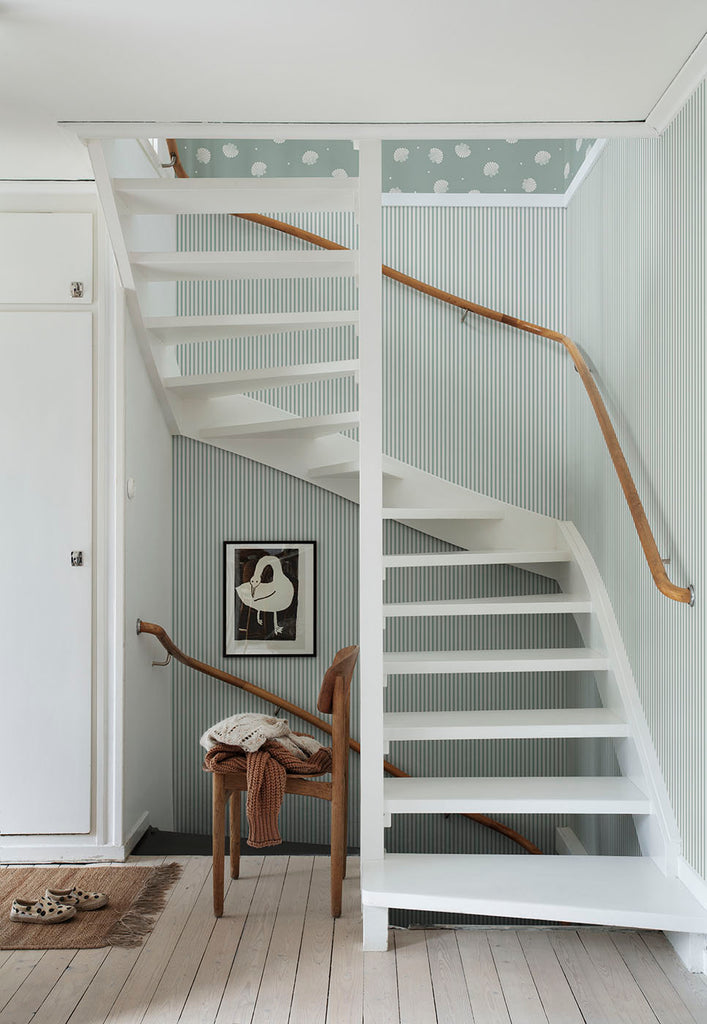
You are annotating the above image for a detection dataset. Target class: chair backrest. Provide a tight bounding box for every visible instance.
[317,645,359,714]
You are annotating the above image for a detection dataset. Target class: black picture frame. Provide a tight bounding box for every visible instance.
[223,541,316,657]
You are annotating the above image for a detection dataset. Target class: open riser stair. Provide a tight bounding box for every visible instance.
[87,135,707,952]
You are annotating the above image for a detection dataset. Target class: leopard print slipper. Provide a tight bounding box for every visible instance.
[45,886,108,911]
[10,895,77,923]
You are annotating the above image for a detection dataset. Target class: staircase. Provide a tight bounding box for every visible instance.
[87,134,707,952]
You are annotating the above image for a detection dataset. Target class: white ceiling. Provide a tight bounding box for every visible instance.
[1,0,706,179]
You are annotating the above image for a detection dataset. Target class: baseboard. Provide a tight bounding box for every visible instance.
[122,811,150,858]
[0,812,150,864]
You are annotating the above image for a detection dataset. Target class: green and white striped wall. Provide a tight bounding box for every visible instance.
[566,82,707,873]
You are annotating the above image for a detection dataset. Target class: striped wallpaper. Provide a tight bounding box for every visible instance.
[171,205,575,881]
[566,83,707,873]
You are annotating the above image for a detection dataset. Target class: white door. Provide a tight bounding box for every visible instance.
[0,312,92,834]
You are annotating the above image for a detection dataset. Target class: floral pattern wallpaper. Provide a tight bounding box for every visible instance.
[178,138,595,194]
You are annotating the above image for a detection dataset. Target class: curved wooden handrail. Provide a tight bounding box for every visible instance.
[137,619,542,855]
[166,139,693,606]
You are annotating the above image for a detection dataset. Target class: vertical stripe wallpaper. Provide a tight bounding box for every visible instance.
[565,83,707,874]
[171,205,574,886]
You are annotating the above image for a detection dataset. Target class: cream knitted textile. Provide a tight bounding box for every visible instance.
[200,712,323,761]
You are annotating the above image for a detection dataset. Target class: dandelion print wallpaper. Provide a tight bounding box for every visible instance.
[179,138,595,194]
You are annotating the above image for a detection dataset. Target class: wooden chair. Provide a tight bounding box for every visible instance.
[211,645,359,918]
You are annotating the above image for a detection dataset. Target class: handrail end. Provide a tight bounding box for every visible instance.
[689,584,695,608]
[136,618,143,635]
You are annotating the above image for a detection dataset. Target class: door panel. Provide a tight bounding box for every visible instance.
[0,312,92,834]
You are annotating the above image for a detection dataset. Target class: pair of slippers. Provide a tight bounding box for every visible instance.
[10,887,108,924]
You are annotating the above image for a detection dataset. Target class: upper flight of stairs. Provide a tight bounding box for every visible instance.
[89,137,707,950]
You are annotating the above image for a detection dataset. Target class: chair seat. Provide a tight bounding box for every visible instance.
[219,768,333,801]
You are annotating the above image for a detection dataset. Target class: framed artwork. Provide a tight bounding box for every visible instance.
[224,541,316,657]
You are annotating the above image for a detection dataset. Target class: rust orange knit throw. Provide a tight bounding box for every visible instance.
[204,740,333,847]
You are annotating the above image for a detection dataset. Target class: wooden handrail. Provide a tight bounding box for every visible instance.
[137,619,542,855]
[166,139,693,606]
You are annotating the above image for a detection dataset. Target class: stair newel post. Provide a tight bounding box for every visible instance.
[357,139,388,951]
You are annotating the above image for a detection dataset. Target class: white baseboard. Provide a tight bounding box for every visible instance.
[122,811,150,857]
[0,812,150,864]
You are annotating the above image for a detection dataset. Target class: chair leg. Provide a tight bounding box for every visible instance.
[212,773,226,917]
[229,789,240,879]
[330,793,345,918]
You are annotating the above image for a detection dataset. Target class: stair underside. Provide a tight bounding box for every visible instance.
[146,311,359,344]
[200,412,359,441]
[163,359,359,398]
[115,176,358,214]
[383,647,609,673]
[130,249,358,280]
[383,708,629,741]
[361,855,707,932]
[383,776,650,814]
[384,594,592,617]
[383,548,571,567]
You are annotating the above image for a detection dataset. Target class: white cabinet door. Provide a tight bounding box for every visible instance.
[0,312,92,834]
[0,214,93,304]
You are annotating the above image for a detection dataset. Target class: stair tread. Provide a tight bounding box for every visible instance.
[130,249,358,280]
[361,855,707,932]
[383,594,592,616]
[383,507,502,520]
[163,360,359,398]
[200,412,359,441]
[115,177,358,214]
[383,776,650,813]
[383,647,608,672]
[145,310,359,344]
[383,549,571,567]
[383,708,629,739]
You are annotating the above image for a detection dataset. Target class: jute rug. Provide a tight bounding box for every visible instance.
[0,863,182,950]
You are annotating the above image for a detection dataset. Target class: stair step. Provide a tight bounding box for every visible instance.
[163,360,359,398]
[361,855,707,932]
[383,709,629,741]
[383,549,571,568]
[200,412,359,441]
[383,776,650,815]
[383,647,609,674]
[308,458,402,480]
[383,507,502,521]
[130,249,358,280]
[145,311,359,345]
[114,177,358,214]
[383,594,592,617]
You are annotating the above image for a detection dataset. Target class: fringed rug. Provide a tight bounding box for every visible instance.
[0,863,182,949]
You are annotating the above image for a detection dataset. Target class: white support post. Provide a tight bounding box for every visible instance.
[357,140,387,948]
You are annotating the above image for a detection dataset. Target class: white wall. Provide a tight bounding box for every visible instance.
[566,84,707,876]
[122,310,174,836]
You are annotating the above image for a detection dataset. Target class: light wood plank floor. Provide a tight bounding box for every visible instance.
[1,856,706,1024]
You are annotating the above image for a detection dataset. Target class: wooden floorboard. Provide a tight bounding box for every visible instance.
[2,856,706,1024]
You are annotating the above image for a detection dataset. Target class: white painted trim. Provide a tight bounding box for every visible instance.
[122,811,151,856]
[382,192,566,208]
[0,181,96,193]
[555,826,589,856]
[646,33,707,134]
[62,121,659,141]
[562,140,608,205]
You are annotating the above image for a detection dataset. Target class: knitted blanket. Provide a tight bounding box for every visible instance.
[203,740,333,848]
[200,712,323,760]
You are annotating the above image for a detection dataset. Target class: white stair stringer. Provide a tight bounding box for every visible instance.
[84,136,707,956]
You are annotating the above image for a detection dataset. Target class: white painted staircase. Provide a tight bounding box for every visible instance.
[86,135,707,953]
